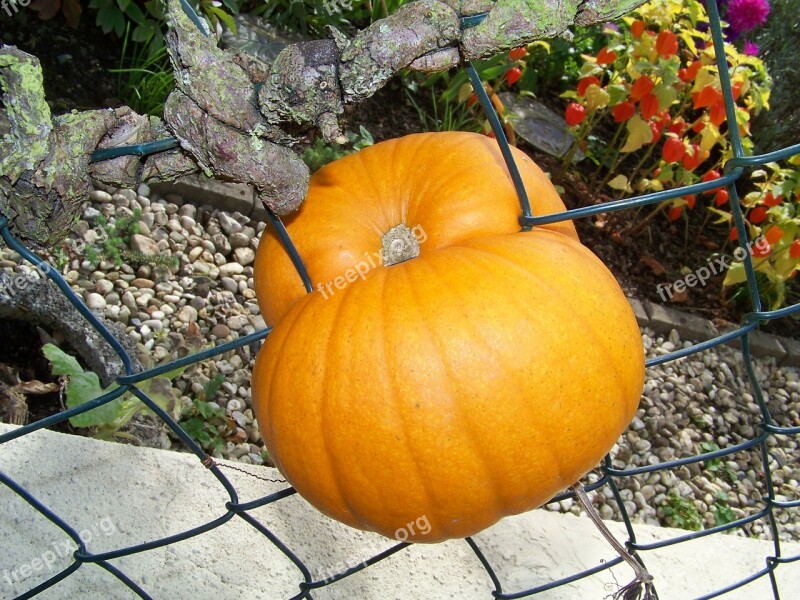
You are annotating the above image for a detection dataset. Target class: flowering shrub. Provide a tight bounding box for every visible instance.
[560,0,771,202]
[553,0,800,308]
[722,157,800,309]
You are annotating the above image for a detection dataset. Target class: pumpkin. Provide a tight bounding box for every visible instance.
[252,132,644,543]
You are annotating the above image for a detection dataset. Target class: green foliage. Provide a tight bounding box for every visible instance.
[520,27,607,96]
[404,54,515,136]
[111,22,173,116]
[405,85,480,134]
[87,208,178,271]
[249,0,363,37]
[700,441,738,483]
[89,0,167,54]
[721,157,800,311]
[662,492,703,531]
[43,343,185,439]
[179,374,227,452]
[88,0,241,57]
[712,492,736,528]
[302,126,374,172]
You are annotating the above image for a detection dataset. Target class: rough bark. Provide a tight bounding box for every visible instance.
[0,272,142,386]
[0,0,645,247]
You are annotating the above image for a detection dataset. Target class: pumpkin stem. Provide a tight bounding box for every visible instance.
[381,224,421,266]
[570,484,657,600]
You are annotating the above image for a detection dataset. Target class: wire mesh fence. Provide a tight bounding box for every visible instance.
[1,1,799,598]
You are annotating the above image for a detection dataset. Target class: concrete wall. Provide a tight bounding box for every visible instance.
[1,423,797,599]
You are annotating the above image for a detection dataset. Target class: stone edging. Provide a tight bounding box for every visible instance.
[150,176,799,368]
[628,297,798,368]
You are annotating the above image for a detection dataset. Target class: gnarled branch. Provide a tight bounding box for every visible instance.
[0,0,645,247]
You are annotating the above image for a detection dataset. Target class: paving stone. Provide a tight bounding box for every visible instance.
[643,301,719,342]
[151,174,258,218]
[626,297,649,327]
[715,322,787,361]
[777,336,800,368]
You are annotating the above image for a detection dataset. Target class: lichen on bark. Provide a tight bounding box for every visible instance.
[1,0,649,246]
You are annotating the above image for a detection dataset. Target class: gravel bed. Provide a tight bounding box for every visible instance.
[0,187,797,542]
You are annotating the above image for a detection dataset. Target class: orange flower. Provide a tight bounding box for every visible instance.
[749,206,768,224]
[640,94,660,120]
[612,101,636,122]
[656,30,679,58]
[577,76,602,97]
[668,206,683,222]
[693,84,723,110]
[597,47,617,66]
[709,102,726,127]
[508,47,526,61]
[631,76,655,101]
[764,226,784,246]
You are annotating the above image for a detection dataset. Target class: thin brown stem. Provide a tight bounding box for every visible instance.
[616,143,657,200]
[591,121,626,186]
[571,484,657,600]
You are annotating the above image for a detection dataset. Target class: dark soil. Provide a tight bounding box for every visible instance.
[3,12,797,341]
[0,320,71,431]
[2,10,123,113]
[530,150,800,340]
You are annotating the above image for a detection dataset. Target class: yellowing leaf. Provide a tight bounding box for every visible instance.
[693,67,717,93]
[700,122,722,153]
[621,115,652,153]
[607,175,631,191]
[723,262,747,287]
[678,30,699,56]
[457,83,474,104]
[584,84,610,111]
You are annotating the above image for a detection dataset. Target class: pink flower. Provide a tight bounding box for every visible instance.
[726,0,770,37]
[743,40,760,55]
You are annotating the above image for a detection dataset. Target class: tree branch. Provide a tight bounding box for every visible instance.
[0,0,646,247]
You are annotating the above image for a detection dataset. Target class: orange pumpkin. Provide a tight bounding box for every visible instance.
[252,132,644,542]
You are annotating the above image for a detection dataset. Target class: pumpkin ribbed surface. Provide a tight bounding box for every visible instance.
[252,132,644,542]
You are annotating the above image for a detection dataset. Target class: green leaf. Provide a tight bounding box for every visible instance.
[607,84,628,106]
[96,5,118,33]
[517,66,539,93]
[221,0,240,14]
[112,9,126,36]
[132,22,155,42]
[144,0,163,18]
[206,6,236,33]
[654,83,678,109]
[43,344,85,377]
[67,374,121,428]
[124,2,146,25]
